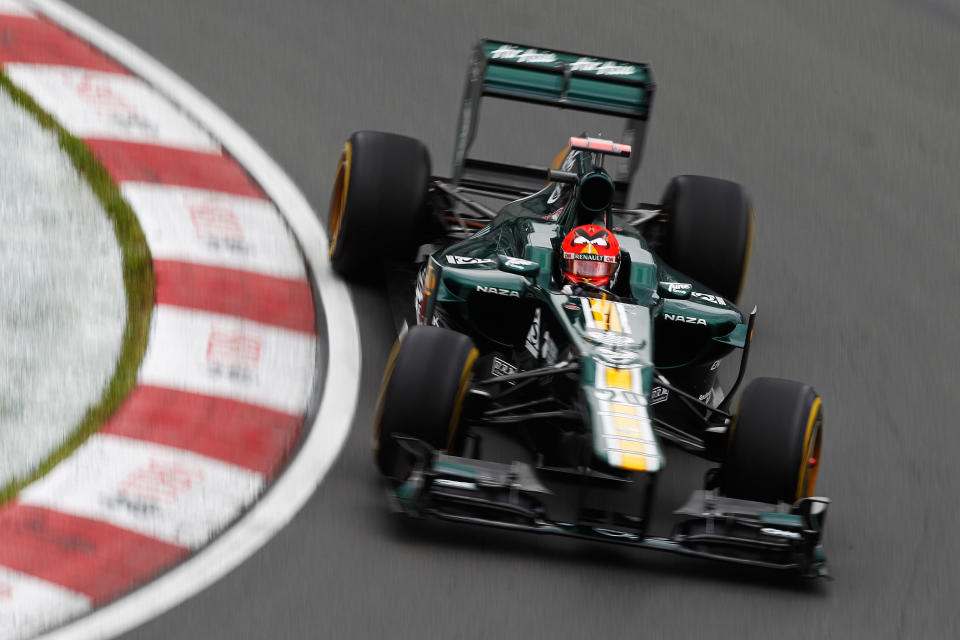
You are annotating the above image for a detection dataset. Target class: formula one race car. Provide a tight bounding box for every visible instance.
[327,40,829,577]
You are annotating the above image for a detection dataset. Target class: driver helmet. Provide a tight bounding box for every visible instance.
[560,224,621,286]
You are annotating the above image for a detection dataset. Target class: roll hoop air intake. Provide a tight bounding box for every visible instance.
[548,136,630,217]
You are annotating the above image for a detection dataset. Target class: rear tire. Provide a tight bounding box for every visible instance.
[327,130,431,280]
[660,175,753,302]
[374,326,478,480]
[721,377,823,504]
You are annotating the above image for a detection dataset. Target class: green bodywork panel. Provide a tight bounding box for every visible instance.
[422,150,746,473]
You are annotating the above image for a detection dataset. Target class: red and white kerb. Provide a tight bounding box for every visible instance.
[0,2,318,634]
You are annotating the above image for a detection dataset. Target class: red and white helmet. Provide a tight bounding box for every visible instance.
[560,224,621,286]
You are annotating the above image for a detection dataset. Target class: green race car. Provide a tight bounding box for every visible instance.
[327,40,829,577]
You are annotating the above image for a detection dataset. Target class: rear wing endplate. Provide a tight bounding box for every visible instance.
[453,40,656,203]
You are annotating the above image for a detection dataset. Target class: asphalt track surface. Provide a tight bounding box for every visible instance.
[66,1,960,638]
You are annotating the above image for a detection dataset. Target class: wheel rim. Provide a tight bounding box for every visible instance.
[796,397,823,499]
[327,141,352,259]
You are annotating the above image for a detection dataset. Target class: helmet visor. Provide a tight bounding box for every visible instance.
[564,257,616,279]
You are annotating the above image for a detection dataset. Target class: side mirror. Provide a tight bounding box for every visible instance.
[547,169,579,184]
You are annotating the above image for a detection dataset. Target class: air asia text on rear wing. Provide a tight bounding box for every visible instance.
[452,39,656,204]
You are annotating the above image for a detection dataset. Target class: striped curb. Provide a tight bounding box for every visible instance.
[0,3,322,637]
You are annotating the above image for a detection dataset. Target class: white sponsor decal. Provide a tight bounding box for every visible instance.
[547,183,564,204]
[432,479,478,491]
[665,282,692,295]
[489,45,557,64]
[663,313,707,325]
[4,64,218,152]
[138,305,315,415]
[503,257,537,270]
[0,568,91,639]
[698,389,713,403]
[122,184,305,279]
[650,386,669,405]
[562,251,617,263]
[594,387,646,406]
[582,299,650,367]
[491,357,517,378]
[710,359,721,371]
[585,329,636,347]
[525,308,541,357]
[760,527,802,540]
[476,285,519,297]
[569,57,637,76]
[447,255,494,265]
[19,434,263,548]
[414,265,426,323]
[691,292,726,306]
[594,347,642,365]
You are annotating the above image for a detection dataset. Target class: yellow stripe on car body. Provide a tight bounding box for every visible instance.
[594,360,660,472]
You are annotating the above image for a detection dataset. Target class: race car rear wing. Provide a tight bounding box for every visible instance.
[452,40,656,204]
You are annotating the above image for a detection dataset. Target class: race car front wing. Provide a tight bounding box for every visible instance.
[387,436,829,578]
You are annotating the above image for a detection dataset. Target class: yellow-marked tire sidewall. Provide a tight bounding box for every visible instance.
[326,131,431,280]
[373,336,403,459]
[445,348,479,450]
[795,397,823,500]
[722,378,823,504]
[374,327,477,479]
[327,141,352,259]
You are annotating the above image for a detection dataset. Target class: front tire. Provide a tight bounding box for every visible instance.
[374,326,478,480]
[721,377,823,504]
[659,175,753,303]
[327,130,431,280]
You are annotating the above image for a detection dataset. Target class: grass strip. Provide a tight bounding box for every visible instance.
[0,72,154,504]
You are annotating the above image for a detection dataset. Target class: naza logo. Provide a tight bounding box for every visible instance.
[663,313,706,325]
[477,285,520,298]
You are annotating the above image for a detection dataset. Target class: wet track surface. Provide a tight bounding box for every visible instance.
[67,1,960,637]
